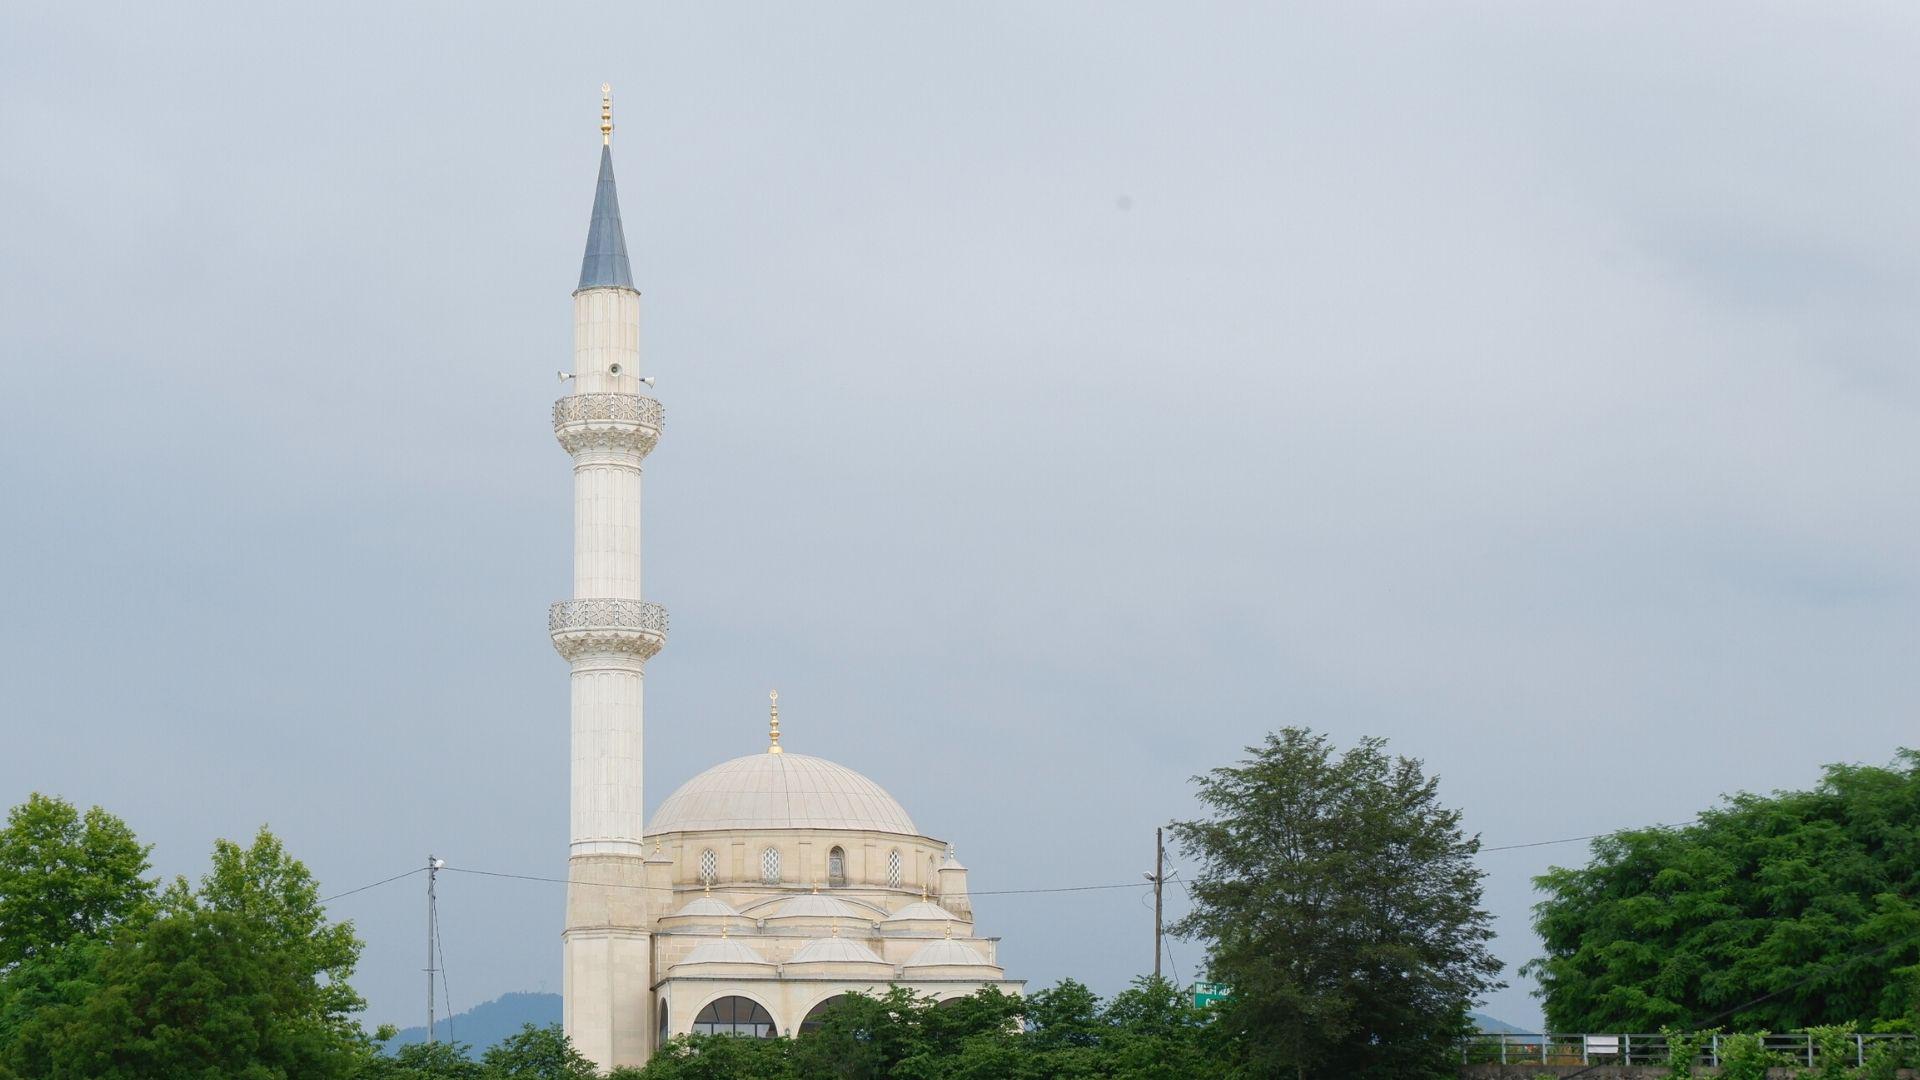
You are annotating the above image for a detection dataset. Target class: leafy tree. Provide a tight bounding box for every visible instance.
[481,1024,597,1079]
[632,980,1223,1080]
[44,905,359,1079]
[1528,751,1920,1032]
[356,1038,485,1080]
[620,1033,794,1080]
[0,794,153,970]
[185,827,367,1031]
[8,826,368,1080]
[1169,727,1502,1080]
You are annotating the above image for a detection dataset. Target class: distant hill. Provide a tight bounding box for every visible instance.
[386,992,561,1053]
[1470,1011,1532,1035]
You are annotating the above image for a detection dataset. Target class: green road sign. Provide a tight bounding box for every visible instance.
[1191,982,1231,1008]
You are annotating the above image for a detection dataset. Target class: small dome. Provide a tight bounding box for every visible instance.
[648,753,918,835]
[677,938,772,968]
[669,895,742,919]
[768,893,873,922]
[904,938,996,970]
[790,937,886,966]
[883,901,963,924]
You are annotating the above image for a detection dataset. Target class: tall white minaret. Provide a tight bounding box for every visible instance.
[552,85,663,1070]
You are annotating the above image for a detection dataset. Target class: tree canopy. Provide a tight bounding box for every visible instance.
[1170,727,1502,1080]
[0,798,371,1079]
[0,793,153,971]
[623,979,1220,1080]
[1528,750,1920,1032]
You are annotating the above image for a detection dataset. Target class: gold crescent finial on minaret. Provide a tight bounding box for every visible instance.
[600,83,613,145]
[768,689,783,754]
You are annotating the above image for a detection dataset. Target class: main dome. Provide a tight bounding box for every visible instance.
[647,752,919,835]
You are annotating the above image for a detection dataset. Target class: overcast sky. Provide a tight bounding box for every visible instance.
[4,2,1918,1032]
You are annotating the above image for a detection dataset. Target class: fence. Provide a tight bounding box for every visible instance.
[1460,1032,1918,1068]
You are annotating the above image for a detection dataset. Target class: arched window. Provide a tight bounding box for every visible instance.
[657,1001,670,1045]
[698,848,717,886]
[800,994,856,1035]
[886,849,903,889]
[692,996,776,1038]
[827,846,846,887]
[761,846,781,884]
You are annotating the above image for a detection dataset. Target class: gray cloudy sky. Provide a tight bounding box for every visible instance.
[4,2,1918,1032]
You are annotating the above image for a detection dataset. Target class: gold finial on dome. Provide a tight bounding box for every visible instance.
[600,83,613,145]
[768,690,783,754]
[943,921,953,939]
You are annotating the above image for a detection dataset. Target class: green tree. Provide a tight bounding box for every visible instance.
[622,1033,795,1080]
[1528,751,1920,1032]
[355,1038,483,1080]
[19,827,368,1080]
[186,827,367,1031]
[0,794,153,970]
[1169,728,1502,1080]
[480,1024,596,1079]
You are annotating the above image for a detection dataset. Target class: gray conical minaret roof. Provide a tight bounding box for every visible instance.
[578,145,634,291]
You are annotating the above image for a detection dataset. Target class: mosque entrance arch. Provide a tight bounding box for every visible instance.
[799,994,857,1034]
[692,995,777,1038]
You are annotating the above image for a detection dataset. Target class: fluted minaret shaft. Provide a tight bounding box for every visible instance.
[555,105,663,1071]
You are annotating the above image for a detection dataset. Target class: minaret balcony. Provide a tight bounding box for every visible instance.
[553,393,664,458]
[549,598,668,662]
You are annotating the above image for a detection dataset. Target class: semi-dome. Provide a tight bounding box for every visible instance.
[883,900,966,926]
[790,937,886,966]
[767,893,876,923]
[675,938,774,971]
[666,895,743,920]
[903,938,998,973]
[648,752,918,835]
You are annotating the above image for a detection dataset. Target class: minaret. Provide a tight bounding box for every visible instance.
[551,84,664,1071]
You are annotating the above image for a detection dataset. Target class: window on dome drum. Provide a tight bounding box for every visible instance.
[761,847,781,884]
[657,1002,669,1046]
[698,848,717,886]
[692,996,776,1039]
[827,846,846,887]
[887,849,903,889]
[800,994,856,1035]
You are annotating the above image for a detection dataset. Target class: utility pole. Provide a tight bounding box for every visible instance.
[1143,827,1165,980]
[1154,827,1164,980]
[425,855,443,1043]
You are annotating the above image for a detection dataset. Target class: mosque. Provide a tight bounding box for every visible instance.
[548,88,1022,1070]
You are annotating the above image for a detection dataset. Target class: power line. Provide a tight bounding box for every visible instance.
[320,866,425,904]
[442,864,1150,897]
[1478,820,1692,854]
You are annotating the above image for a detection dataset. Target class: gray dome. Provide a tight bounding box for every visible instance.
[648,753,918,835]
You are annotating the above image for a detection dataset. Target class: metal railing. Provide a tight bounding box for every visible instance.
[1459,1031,1917,1068]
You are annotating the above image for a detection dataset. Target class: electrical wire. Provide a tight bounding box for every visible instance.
[320,866,425,903]
[442,864,1151,897]
[1478,820,1690,854]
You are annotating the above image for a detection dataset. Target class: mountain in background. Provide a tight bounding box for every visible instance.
[385,992,561,1053]
[1470,1011,1531,1035]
